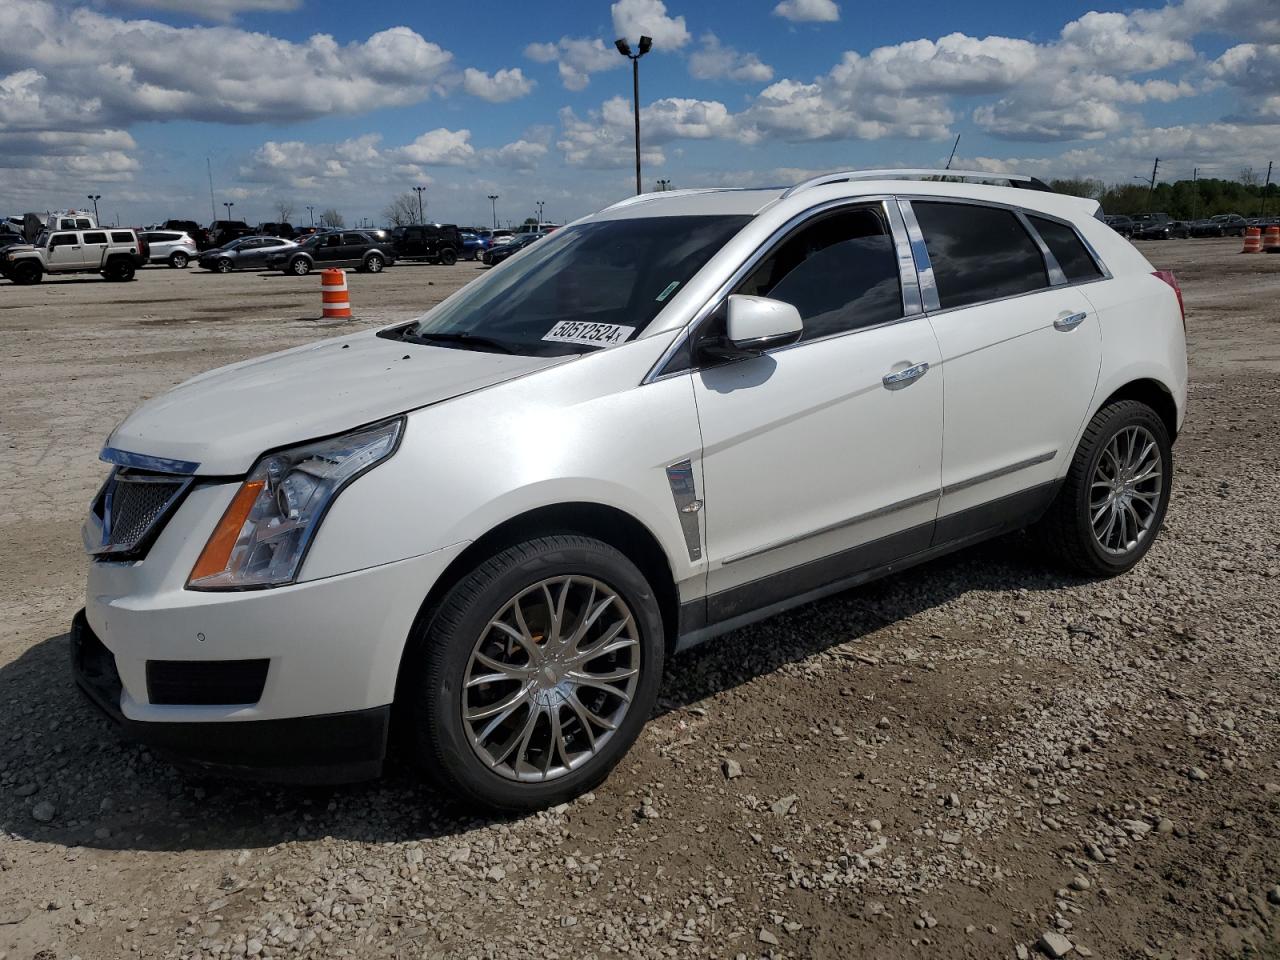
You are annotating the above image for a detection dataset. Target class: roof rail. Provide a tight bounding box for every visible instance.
[781,168,1052,199]
[602,188,729,212]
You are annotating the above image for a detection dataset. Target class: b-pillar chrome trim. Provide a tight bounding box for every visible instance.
[895,200,940,313]
[665,459,703,561]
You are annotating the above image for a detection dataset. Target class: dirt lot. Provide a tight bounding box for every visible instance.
[1,240,1278,960]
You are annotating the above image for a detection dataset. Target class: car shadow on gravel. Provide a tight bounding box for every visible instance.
[0,534,1078,854]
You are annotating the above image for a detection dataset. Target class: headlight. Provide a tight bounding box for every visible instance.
[187,418,403,590]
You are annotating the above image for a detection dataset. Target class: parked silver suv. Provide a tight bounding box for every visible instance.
[2,228,147,283]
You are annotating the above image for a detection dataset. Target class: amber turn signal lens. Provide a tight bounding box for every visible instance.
[188,480,265,584]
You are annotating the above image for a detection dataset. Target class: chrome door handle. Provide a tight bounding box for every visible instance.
[883,361,930,388]
[1054,311,1087,332]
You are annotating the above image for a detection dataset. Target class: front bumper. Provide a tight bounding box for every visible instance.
[71,610,389,783]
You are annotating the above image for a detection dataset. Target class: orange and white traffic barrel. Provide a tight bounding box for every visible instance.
[1241,227,1262,253]
[1263,225,1280,252]
[321,269,352,319]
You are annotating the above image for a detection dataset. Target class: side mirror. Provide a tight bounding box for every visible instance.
[699,294,803,361]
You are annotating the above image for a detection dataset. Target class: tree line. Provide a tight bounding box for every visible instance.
[1048,174,1279,219]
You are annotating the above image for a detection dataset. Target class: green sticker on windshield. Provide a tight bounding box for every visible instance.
[655,281,680,302]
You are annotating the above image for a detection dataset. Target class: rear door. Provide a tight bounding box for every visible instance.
[903,199,1103,539]
[341,233,369,265]
[81,231,109,267]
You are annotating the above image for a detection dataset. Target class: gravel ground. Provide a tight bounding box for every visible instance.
[1,240,1278,960]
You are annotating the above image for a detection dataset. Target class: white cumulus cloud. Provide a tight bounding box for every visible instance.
[462,67,534,103]
[773,0,840,23]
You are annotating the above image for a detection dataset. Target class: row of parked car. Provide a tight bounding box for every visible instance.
[1103,212,1280,240]
[1,209,562,284]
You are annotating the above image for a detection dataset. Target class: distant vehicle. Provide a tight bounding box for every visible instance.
[162,220,213,250]
[515,221,560,235]
[256,222,296,240]
[1,227,146,283]
[1189,214,1247,238]
[140,230,198,268]
[394,223,462,264]
[46,210,97,231]
[1131,213,1188,240]
[207,220,254,247]
[293,226,321,241]
[198,235,297,273]
[481,232,543,266]
[459,231,488,260]
[1103,214,1135,238]
[266,230,397,275]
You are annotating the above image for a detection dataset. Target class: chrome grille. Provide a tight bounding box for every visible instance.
[92,468,191,557]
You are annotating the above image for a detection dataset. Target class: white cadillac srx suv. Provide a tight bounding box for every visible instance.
[74,170,1187,810]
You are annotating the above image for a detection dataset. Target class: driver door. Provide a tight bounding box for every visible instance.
[689,202,944,624]
[47,232,88,269]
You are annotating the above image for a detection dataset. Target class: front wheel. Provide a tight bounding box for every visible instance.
[215,258,233,274]
[289,257,311,276]
[169,252,190,269]
[364,254,384,273]
[1037,399,1172,577]
[404,535,664,811]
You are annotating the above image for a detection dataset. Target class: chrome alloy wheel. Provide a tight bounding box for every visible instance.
[462,576,640,782]
[1090,424,1163,555]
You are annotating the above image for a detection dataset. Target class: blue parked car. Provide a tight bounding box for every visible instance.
[459,231,489,261]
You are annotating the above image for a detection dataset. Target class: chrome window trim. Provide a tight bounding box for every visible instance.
[1014,208,1067,286]
[642,195,922,384]
[896,200,940,312]
[897,196,1114,318]
[100,446,201,475]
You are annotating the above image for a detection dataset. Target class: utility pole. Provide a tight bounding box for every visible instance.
[487,194,499,230]
[412,186,427,224]
[615,36,653,195]
[944,133,961,170]
[1191,167,1198,222]
[1148,157,1160,204]
[223,201,234,221]
[1263,161,1273,219]
[207,158,217,222]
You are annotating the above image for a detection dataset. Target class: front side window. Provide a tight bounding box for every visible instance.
[1028,215,1103,283]
[913,201,1048,310]
[736,204,903,341]
[402,214,750,356]
[49,233,77,248]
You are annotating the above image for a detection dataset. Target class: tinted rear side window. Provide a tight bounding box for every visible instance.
[913,202,1048,310]
[1028,215,1103,282]
[83,232,107,244]
[112,231,135,243]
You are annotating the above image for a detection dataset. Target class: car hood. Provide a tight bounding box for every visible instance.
[106,331,568,475]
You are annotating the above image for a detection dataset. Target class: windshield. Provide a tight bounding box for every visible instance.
[403,214,750,356]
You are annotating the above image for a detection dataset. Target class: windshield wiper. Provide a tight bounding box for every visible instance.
[400,329,517,354]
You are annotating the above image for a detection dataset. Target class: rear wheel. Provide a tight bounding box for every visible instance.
[439,247,458,266]
[1037,399,1172,577]
[404,535,664,811]
[103,259,135,282]
[169,251,189,269]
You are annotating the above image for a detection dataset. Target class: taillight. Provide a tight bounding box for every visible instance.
[1152,270,1185,327]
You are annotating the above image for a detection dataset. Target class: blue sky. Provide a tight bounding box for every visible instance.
[0,0,1276,228]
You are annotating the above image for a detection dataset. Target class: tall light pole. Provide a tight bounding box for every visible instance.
[223,201,234,221]
[614,35,653,195]
[306,205,315,226]
[412,185,427,224]
[656,179,671,192]
[536,200,545,223]
[86,194,101,221]
[487,194,499,230]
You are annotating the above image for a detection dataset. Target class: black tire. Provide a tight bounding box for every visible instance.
[403,535,665,811]
[364,253,384,273]
[104,259,135,282]
[169,252,189,269]
[10,260,41,285]
[439,247,458,266]
[215,258,233,274]
[289,257,311,276]
[1037,399,1172,578]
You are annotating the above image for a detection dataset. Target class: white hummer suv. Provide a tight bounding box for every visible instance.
[2,227,147,283]
[73,170,1187,810]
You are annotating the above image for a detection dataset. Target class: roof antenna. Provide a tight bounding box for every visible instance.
[944,134,960,171]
